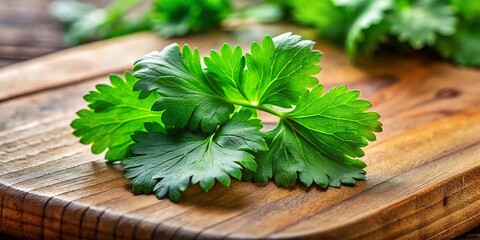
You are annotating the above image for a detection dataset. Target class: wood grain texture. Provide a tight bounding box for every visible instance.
[0,0,112,67]
[0,26,479,239]
[0,33,171,102]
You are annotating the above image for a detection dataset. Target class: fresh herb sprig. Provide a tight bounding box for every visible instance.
[72,33,382,202]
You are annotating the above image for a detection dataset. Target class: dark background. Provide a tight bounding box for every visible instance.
[0,0,478,239]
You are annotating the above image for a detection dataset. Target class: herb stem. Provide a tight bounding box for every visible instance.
[226,99,285,118]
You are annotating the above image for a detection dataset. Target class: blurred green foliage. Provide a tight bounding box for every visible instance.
[50,0,480,67]
[50,0,231,45]
[283,0,480,67]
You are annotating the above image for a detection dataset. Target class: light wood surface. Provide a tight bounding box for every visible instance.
[0,26,479,239]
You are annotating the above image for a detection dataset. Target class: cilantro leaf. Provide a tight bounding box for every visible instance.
[435,24,480,67]
[290,0,352,42]
[285,0,479,67]
[150,0,230,37]
[206,33,323,108]
[451,0,480,23]
[391,0,457,49]
[241,32,322,108]
[131,33,380,191]
[124,110,267,201]
[71,72,163,161]
[251,85,382,187]
[353,20,390,57]
[72,33,383,202]
[133,44,234,133]
[287,0,393,58]
[133,33,322,132]
[345,0,393,58]
[204,44,247,101]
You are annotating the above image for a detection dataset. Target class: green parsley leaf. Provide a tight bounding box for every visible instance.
[204,43,247,101]
[206,32,323,108]
[353,20,390,57]
[391,0,457,49]
[251,85,382,187]
[285,0,479,67]
[435,24,480,67]
[345,0,393,58]
[150,0,230,37]
[290,0,352,42]
[451,0,480,23]
[131,33,380,192]
[133,44,234,133]
[72,33,382,201]
[71,72,163,161]
[287,0,394,58]
[124,110,267,202]
[241,32,322,108]
[134,33,321,132]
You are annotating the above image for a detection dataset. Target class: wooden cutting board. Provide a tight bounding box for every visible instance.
[0,25,479,239]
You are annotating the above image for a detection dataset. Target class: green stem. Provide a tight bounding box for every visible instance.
[227,99,285,119]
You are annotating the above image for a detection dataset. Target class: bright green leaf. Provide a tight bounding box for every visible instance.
[124,110,267,202]
[346,0,393,58]
[391,0,457,49]
[290,0,353,42]
[71,33,383,202]
[252,85,382,187]
[242,32,322,108]
[354,20,390,57]
[151,0,230,37]
[204,44,247,101]
[71,72,163,161]
[435,24,480,67]
[133,43,234,133]
[451,0,480,23]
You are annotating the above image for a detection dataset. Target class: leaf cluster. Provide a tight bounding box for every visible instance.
[49,0,231,44]
[285,0,480,67]
[72,33,382,201]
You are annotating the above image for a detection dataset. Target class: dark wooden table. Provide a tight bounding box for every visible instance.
[0,0,109,68]
[0,0,478,239]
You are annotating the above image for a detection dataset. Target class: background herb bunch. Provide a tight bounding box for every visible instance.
[71,33,382,202]
[50,0,231,44]
[284,0,480,67]
[50,0,480,67]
